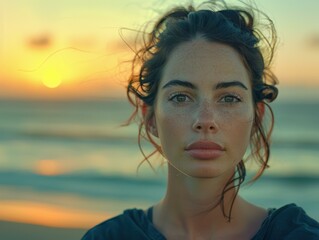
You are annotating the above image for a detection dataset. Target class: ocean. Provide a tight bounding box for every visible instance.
[0,96,318,226]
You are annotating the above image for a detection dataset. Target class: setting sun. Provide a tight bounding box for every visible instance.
[42,70,62,89]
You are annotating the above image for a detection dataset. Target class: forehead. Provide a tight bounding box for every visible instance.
[160,40,251,87]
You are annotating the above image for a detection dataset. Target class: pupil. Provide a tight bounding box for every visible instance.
[177,95,185,102]
[225,96,233,102]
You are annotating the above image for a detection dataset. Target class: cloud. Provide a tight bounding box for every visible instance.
[27,33,52,49]
[306,34,319,48]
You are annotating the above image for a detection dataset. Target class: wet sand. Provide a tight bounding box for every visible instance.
[0,220,86,240]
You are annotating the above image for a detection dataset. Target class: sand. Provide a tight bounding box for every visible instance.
[0,220,86,240]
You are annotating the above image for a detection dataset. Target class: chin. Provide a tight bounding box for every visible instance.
[187,168,226,179]
[180,161,230,179]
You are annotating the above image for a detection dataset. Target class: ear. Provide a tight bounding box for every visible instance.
[147,114,159,137]
[142,103,158,138]
[251,102,265,137]
[257,102,265,120]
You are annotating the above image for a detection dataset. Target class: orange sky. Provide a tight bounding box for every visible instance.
[1,0,319,100]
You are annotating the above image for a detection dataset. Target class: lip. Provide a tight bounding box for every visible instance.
[185,141,224,160]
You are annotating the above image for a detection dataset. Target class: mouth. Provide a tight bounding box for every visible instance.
[185,141,224,160]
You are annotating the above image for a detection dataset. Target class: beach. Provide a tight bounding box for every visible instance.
[0,197,107,240]
[0,220,85,240]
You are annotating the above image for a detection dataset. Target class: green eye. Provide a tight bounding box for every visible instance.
[175,95,187,102]
[169,93,191,103]
[220,95,241,103]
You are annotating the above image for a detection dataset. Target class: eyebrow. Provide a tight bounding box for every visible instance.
[215,81,248,90]
[162,79,196,89]
[162,79,248,90]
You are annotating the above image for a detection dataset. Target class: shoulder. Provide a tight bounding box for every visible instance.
[81,208,151,240]
[255,204,319,240]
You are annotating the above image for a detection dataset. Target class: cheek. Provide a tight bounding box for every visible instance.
[225,119,254,162]
[234,121,253,141]
[154,106,190,158]
[216,105,255,127]
[156,111,189,140]
[220,107,254,158]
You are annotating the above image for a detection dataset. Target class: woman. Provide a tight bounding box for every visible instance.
[82,1,319,239]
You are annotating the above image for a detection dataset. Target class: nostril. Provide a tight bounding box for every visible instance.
[193,120,218,132]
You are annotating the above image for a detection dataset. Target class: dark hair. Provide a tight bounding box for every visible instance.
[125,1,278,220]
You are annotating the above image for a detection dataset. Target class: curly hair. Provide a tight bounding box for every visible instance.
[125,0,278,220]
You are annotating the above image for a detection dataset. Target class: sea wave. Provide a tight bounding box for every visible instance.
[272,138,319,150]
[0,171,165,201]
[0,170,318,201]
[0,128,136,143]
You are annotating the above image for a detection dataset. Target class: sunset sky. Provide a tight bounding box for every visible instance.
[1,0,319,100]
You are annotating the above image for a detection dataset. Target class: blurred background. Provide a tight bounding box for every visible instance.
[1,0,319,239]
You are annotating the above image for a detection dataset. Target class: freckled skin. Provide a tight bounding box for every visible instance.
[152,40,255,178]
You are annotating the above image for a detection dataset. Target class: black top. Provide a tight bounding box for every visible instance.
[82,204,319,240]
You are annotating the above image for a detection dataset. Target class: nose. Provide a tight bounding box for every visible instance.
[192,101,219,133]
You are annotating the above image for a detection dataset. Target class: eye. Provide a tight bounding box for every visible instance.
[219,94,241,103]
[169,93,192,103]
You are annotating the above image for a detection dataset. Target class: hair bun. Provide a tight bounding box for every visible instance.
[255,84,278,102]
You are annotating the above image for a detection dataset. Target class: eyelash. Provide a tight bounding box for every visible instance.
[168,92,243,104]
[219,94,242,103]
[168,92,192,103]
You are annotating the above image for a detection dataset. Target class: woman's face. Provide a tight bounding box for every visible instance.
[150,39,255,178]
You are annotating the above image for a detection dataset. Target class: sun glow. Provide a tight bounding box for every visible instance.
[36,159,64,176]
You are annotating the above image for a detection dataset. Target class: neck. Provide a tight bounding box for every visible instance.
[155,166,239,234]
[167,164,236,211]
